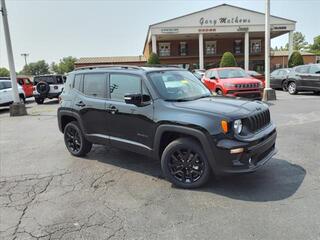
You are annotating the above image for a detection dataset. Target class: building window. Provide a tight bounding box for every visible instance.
[250,40,262,53]
[159,43,170,57]
[205,41,217,55]
[234,40,242,54]
[179,42,188,56]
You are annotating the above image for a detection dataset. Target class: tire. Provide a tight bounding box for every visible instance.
[35,97,44,104]
[19,95,25,104]
[216,89,223,95]
[64,121,92,157]
[161,138,211,189]
[281,80,288,92]
[36,82,50,95]
[287,82,298,95]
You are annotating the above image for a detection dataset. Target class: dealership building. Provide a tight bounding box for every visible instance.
[75,4,318,71]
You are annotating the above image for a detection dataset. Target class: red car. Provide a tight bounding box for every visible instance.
[17,77,33,98]
[202,67,263,100]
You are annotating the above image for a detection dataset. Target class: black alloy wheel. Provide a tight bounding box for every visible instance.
[64,121,92,157]
[169,148,204,183]
[161,138,211,188]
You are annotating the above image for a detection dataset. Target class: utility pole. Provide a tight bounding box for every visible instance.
[21,53,29,66]
[1,0,27,116]
[262,0,276,101]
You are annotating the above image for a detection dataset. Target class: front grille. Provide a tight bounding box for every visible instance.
[244,109,271,132]
[235,83,260,89]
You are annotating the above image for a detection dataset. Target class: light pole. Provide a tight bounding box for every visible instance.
[1,0,27,116]
[263,0,276,101]
[21,53,29,66]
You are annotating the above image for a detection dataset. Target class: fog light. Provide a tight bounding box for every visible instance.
[230,148,244,154]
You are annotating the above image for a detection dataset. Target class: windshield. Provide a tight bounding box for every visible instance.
[218,68,249,79]
[148,70,211,101]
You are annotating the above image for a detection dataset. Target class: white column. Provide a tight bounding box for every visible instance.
[199,33,204,69]
[1,0,19,103]
[151,35,157,54]
[288,31,293,59]
[244,31,249,71]
[264,0,271,89]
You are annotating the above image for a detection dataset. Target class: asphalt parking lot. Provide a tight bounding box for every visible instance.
[0,91,319,240]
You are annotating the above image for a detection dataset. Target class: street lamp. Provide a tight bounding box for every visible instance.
[263,0,276,101]
[21,53,29,66]
[1,0,27,116]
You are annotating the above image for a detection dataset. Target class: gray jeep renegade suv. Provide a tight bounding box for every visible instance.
[58,65,277,188]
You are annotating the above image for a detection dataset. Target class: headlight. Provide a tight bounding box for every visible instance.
[233,119,243,134]
[223,83,236,88]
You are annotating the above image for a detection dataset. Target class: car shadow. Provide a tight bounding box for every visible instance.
[201,158,306,202]
[83,146,305,202]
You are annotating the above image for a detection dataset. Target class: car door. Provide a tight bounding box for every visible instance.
[72,72,110,144]
[105,73,154,153]
[308,65,320,91]
[0,81,13,104]
[270,70,279,88]
[295,66,310,90]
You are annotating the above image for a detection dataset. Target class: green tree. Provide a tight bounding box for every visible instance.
[51,56,77,74]
[0,67,10,77]
[288,51,304,67]
[147,52,160,64]
[20,60,50,76]
[219,52,237,67]
[292,32,308,51]
[308,35,320,55]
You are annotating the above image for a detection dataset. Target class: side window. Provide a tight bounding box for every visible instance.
[83,73,106,98]
[271,70,279,76]
[109,74,141,102]
[296,66,309,74]
[3,82,12,89]
[309,65,320,74]
[205,70,211,78]
[73,74,82,91]
[0,82,4,90]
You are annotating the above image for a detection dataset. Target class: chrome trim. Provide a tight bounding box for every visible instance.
[86,134,152,150]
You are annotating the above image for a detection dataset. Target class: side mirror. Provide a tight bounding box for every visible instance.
[210,76,217,80]
[124,93,151,106]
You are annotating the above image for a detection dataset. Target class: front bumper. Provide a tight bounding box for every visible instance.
[226,90,262,100]
[211,127,277,174]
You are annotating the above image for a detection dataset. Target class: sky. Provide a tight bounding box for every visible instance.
[0,0,319,71]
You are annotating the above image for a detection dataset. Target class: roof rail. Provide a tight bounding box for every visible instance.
[143,64,182,68]
[74,65,142,71]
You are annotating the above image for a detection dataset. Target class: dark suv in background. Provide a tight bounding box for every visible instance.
[270,68,291,91]
[286,64,320,95]
[58,65,277,188]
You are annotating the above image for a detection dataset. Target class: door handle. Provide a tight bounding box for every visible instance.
[107,105,118,114]
[75,101,86,107]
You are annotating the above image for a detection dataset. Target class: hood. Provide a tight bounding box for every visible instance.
[220,77,261,84]
[172,96,267,118]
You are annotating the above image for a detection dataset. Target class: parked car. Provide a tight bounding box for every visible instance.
[33,74,65,104]
[0,80,26,106]
[17,77,33,97]
[286,64,320,95]
[58,65,277,189]
[0,76,33,97]
[270,68,291,91]
[202,67,263,100]
[247,70,265,87]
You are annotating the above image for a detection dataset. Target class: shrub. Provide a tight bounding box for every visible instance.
[288,51,304,67]
[219,52,237,67]
[147,52,160,64]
